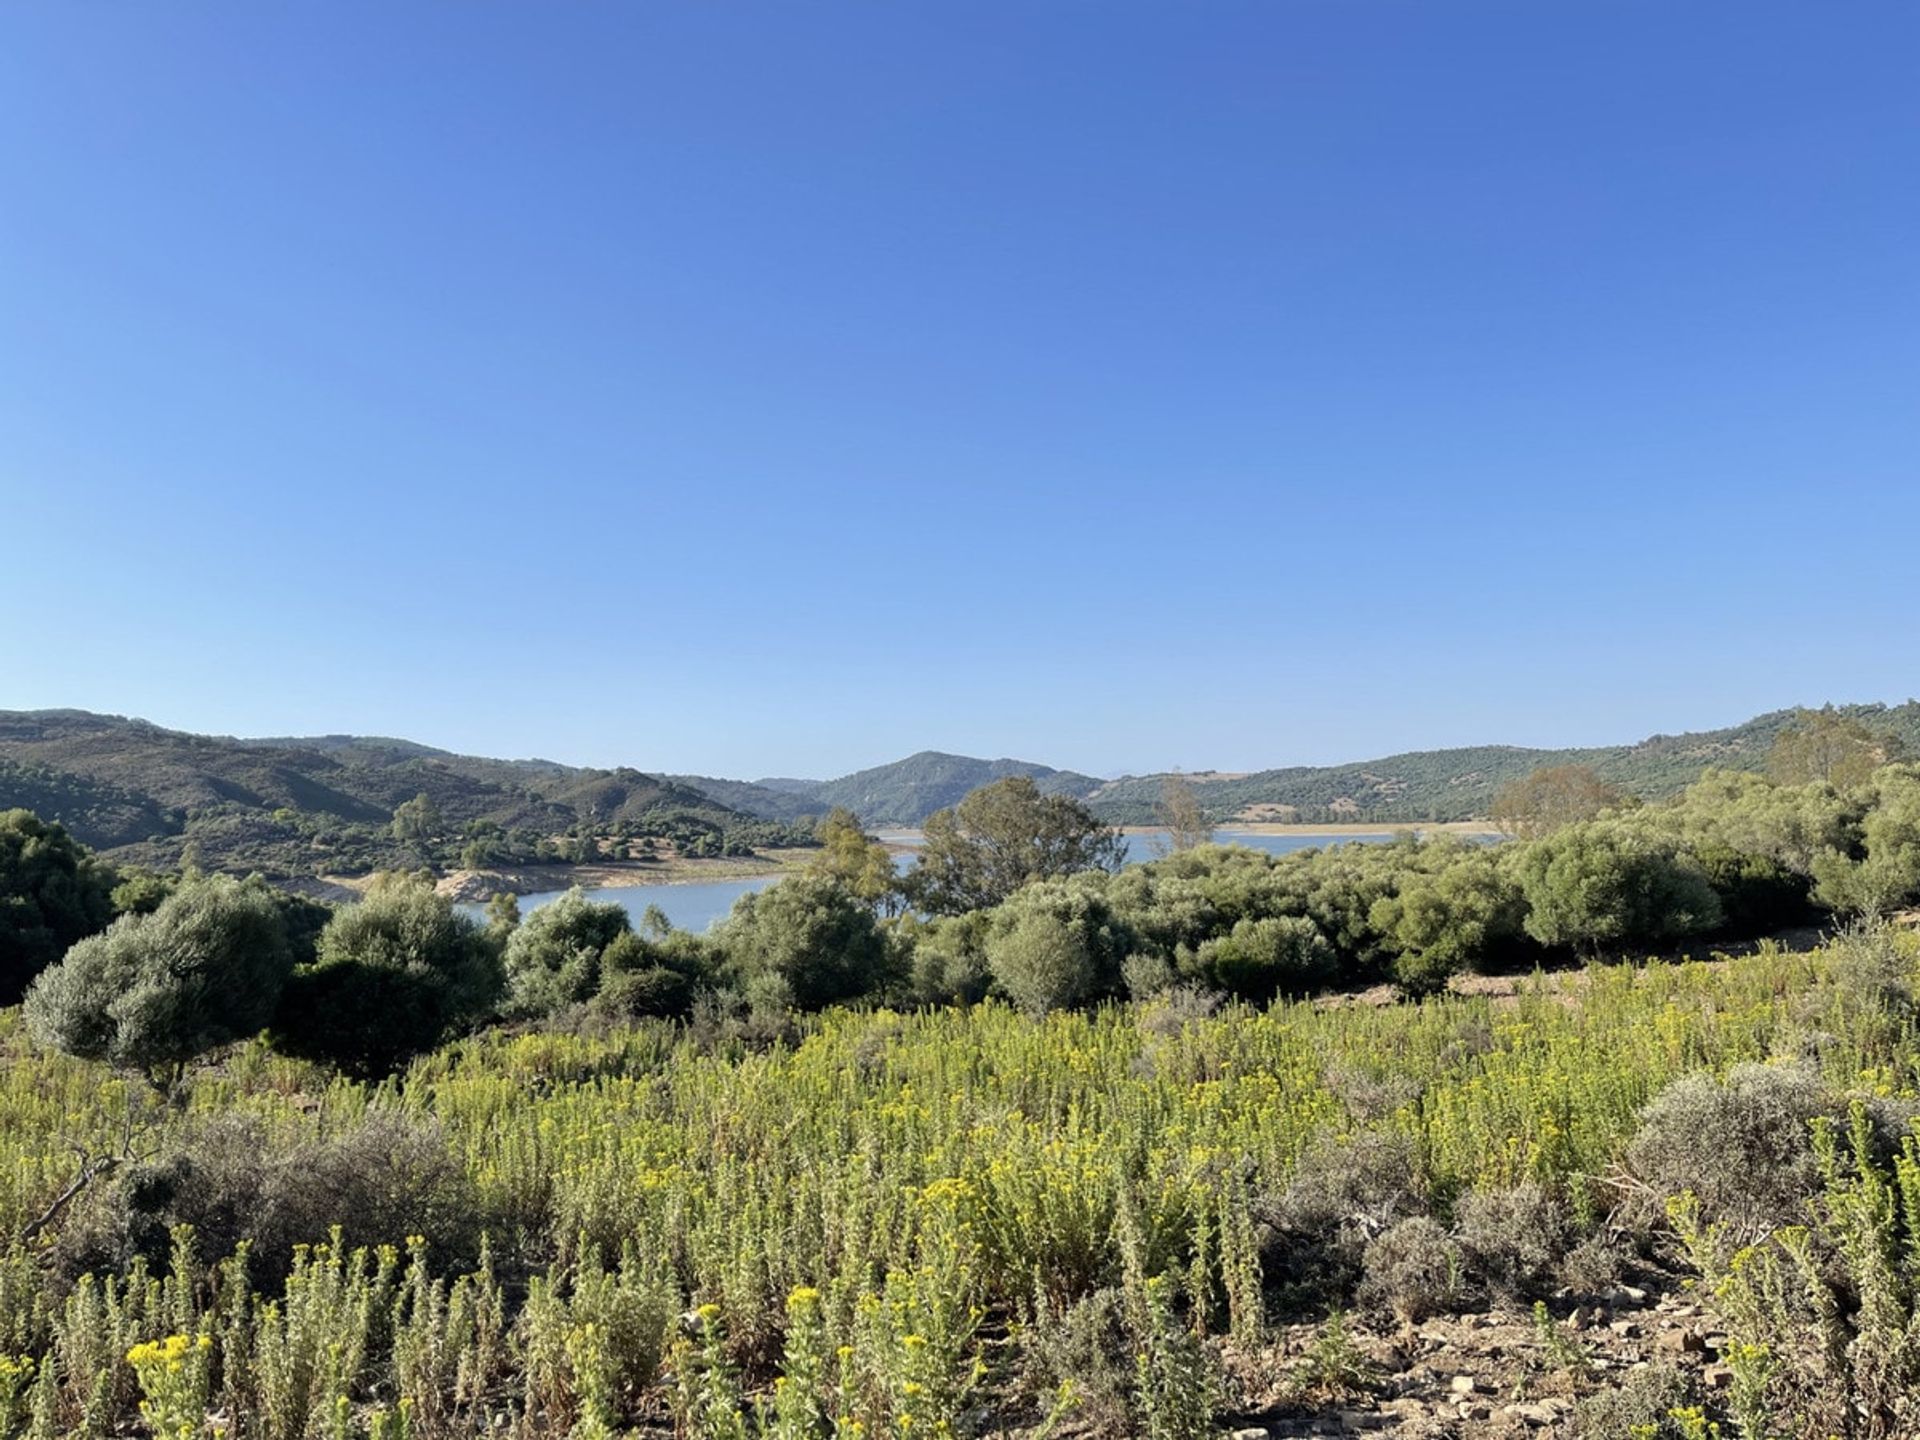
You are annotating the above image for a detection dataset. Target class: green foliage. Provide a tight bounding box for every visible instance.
[1514,823,1722,956]
[0,932,1914,1434]
[1810,766,1920,916]
[0,809,113,1005]
[805,807,900,907]
[271,872,502,1075]
[23,874,292,1087]
[719,873,894,1010]
[908,777,1126,916]
[504,887,633,1017]
[1186,915,1334,1002]
[984,878,1131,1015]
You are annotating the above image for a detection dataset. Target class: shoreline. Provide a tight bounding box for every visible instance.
[309,823,1504,906]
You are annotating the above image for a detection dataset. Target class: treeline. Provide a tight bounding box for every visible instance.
[8,725,1920,1091]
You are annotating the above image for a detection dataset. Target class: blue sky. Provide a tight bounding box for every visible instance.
[2,2,1916,779]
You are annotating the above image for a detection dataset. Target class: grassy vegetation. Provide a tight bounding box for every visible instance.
[0,928,1915,1436]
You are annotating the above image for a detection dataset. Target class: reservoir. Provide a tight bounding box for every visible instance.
[492,827,1468,934]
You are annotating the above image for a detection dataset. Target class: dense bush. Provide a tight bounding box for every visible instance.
[1514,824,1722,956]
[1186,914,1335,1001]
[504,886,633,1016]
[0,808,113,1004]
[1357,1216,1460,1322]
[271,872,502,1074]
[54,1109,481,1291]
[984,878,1131,1016]
[719,873,894,1009]
[1452,1182,1572,1298]
[1624,1062,1841,1243]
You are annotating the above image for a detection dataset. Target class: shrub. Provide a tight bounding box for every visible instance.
[1022,1287,1133,1434]
[273,872,503,1074]
[1572,1364,1696,1438]
[271,960,452,1078]
[1625,1062,1838,1243]
[504,887,632,1017]
[989,911,1098,1017]
[49,1109,480,1291]
[592,965,696,1021]
[1264,1130,1429,1309]
[719,874,893,1009]
[1453,1183,1571,1299]
[1357,1216,1461,1322]
[24,874,293,1087]
[1513,823,1722,956]
[984,879,1132,1016]
[1187,915,1334,1002]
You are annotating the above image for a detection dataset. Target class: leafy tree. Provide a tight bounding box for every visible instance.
[807,807,899,908]
[1155,774,1213,853]
[907,777,1126,916]
[503,886,633,1016]
[1512,823,1721,957]
[24,875,294,1089]
[0,809,115,1004]
[1811,767,1920,916]
[391,792,442,848]
[720,873,895,1009]
[1489,765,1624,838]
[1768,707,1899,789]
[271,872,503,1075]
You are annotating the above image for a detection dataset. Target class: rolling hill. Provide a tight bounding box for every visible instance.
[675,752,1104,829]
[1079,703,1920,824]
[5,701,1915,876]
[0,710,759,876]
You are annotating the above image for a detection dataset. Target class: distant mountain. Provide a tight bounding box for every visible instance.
[0,710,750,875]
[662,774,825,823]
[677,751,1103,827]
[1081,703,1920,824]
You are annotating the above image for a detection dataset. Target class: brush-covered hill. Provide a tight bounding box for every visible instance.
[677,751,1104,828]
[0,710,770,877]
[1083,702,1920,824]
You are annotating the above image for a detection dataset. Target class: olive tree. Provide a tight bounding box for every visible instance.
[24,874,293,1089]
[1512,823,1721,957]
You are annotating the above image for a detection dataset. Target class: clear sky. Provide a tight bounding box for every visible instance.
[2,2,1916,780]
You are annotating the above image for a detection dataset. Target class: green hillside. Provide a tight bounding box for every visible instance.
[0,711,784,877]
[679,751,1104,828]
[1084,702,1920,824]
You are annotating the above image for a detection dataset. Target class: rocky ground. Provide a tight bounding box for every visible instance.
[1214,1279,1724,1438]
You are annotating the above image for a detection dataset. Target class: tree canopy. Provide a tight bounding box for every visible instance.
[906,777,1126,916]
[0,808,114,1004]
[1488,765,1625,838]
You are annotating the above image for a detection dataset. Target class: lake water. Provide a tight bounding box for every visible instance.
[491,828,1444,934]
